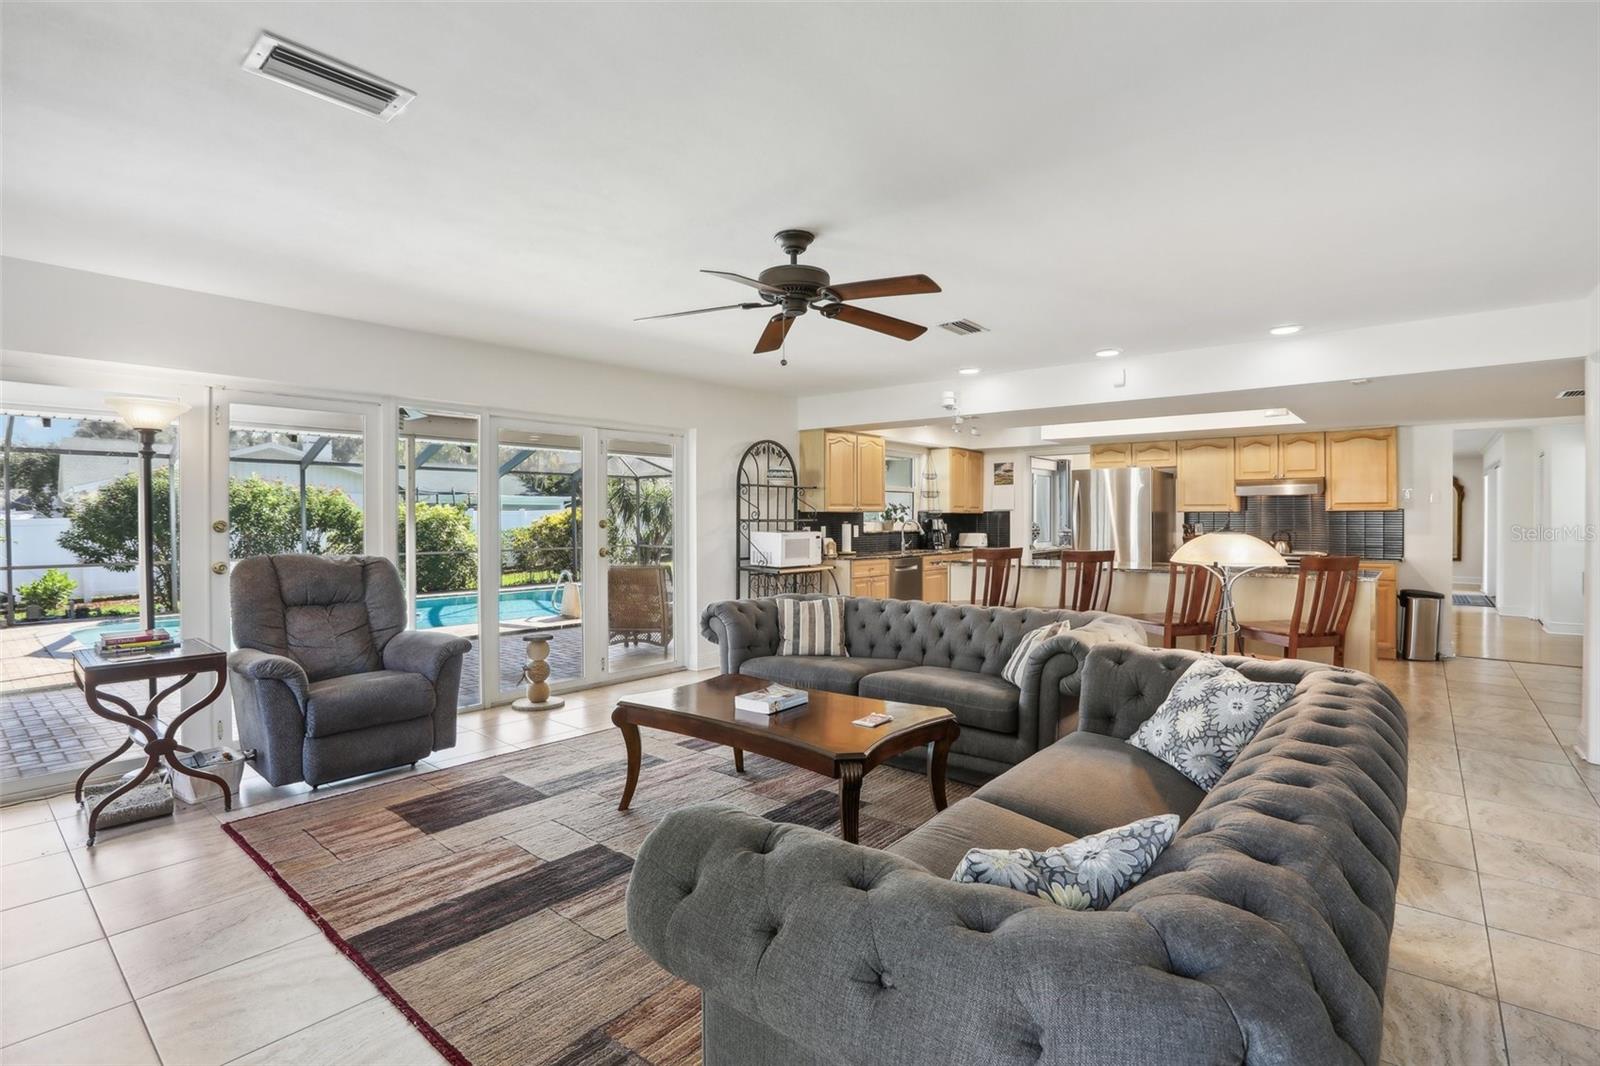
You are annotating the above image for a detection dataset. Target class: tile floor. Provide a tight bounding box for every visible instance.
[1,658,1596,1065]
[1454,605,1584,669]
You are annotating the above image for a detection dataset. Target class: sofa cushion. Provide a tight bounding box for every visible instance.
[886,797,1075,878]
[1128,657,1296,789]
[974,730,1205,837]
[954,813,1179,910]
[858,666,1019,734]
[739,655,912,695]
[305,670,436,738]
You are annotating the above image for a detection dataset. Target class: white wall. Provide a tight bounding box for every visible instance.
[1532,423,1587,634]
[1,258,798,669]
[1580,352,1598,766]
[1452,453,1485,590]
[1397,425,1457,656]
[1482,430,1539,618]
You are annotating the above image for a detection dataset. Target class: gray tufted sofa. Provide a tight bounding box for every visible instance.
[228,554,472,787]
[700,594,1126,780]
[628,643,1408,1065]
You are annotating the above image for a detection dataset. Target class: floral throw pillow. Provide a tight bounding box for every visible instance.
[1127,657,1296,789]
[953,814,1180,910]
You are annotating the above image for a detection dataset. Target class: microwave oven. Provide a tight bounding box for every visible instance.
[748,530,822,568]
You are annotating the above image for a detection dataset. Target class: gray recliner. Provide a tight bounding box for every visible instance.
[227,554,472,787]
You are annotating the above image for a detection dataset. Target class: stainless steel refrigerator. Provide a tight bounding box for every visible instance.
[1068,467,1178,569]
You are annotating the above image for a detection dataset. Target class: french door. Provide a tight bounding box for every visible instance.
[481,418,686,704]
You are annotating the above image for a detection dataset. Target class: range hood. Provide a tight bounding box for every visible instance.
[1235,478,1325,498]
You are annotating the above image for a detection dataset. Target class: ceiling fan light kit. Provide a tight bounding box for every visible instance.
[635,229,941,362]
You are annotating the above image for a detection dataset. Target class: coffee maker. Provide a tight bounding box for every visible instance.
[927,515,949,550]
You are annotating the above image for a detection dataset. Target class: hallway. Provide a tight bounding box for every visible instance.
[1454,606,1584,669]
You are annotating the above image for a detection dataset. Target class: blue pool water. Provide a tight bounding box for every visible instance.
[66,588,561,647]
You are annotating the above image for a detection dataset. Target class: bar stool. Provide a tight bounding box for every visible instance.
[969,546,1023,607]
[1130,562,1221,650]
[1238,555,1361,665]
[1055,549,1115,611]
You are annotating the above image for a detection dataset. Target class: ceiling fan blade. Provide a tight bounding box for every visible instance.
[824,274,941,301]
[634,302,765,322]
[822,303,927,341]
[754,314,796,354]
[701,269,785,296]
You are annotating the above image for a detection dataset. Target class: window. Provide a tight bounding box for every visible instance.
[871,452,919,524]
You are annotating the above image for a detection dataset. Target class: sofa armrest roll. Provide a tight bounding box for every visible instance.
[698,600,780,674]
[1013,632,1091,750]
[382,629,472,683]
[227,648,310,705]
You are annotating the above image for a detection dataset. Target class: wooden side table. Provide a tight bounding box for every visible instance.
[71,638,231,845]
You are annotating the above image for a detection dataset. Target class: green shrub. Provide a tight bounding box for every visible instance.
[19,569,76,615]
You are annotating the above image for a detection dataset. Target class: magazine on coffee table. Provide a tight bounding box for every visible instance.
[733,684,809,715]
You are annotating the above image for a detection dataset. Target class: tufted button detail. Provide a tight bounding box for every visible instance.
[876,968,895,989]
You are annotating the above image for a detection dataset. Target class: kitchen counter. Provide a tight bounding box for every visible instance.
[948,559,1380,672]
[836,549,972,560]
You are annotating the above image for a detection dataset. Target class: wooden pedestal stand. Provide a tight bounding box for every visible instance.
[512,633,566,711]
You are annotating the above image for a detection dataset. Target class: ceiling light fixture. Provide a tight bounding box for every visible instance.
[958,367,981,376]
[1095,348,1122,359]
[1350,378,1371,386]
[1268,324,1303,336]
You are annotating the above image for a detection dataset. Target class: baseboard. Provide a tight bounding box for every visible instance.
[1497,602,1534,619]
[1541,619,1584,636]
[1452,577,1482,590]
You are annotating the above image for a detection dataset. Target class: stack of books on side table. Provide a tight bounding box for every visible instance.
[97,627,177,657]
[733,684,809,715]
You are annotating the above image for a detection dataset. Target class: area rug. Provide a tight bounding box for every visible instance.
[1453,593,1495,608]
[222,726,973,1066]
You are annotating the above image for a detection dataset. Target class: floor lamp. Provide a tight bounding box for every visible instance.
[1170,531,1286,655]
[106,396,190,633]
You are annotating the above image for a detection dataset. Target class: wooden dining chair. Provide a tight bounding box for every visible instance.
[1237,555,1361,665]
[1131,562,1221,650]
[969,546,1023,607]
[1056,549,1115,611]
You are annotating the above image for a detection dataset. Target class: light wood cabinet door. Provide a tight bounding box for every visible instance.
[1090,443,1132,469]
[962,449,986,511]
[1176,438,1240,512]
[1234,435,1280,481]
[1131,440,1177,467]
[854,433,886,511]
[1365,561,1399,660]
[1327,428,1398,510]
[1278,432,1325,479]
[823,431,859,511]
[922,560,949,602]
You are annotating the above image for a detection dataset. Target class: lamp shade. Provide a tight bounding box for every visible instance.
[1171,531,1286,570]
[106,395,190,431]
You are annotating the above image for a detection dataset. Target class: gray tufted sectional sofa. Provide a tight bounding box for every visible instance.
[628,643,1409,1065]
[700,594,1123,780]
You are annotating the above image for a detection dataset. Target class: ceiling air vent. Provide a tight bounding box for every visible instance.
[1556,388,1586,399]
[939,319,989,336]
[242,33,415,121]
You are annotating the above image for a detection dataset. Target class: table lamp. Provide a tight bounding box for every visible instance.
[1170,531,1286,655]
[106,396,190,632]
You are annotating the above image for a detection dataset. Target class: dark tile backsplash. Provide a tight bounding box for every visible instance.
[805,510,1007,552]
[1185,495,1403,560]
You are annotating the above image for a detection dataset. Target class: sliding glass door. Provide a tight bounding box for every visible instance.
[602,432,682,672]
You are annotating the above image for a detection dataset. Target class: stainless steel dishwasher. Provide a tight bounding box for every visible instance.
[890,556,923,600]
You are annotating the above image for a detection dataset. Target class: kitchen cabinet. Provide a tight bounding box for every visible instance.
[1131,440,1177,467]
[1327,428,1398,510]
[798,429,886,512]
[1278,432,1326,479]
[1234,435,1280,481]
[849,558,890,598]
[1090,443,1132,469]
[1234,432,1325,480]
[929,447,985,513]
[1364,560,1399,660]
[1176,438,1240,512]
[854,433,886,511]
[921,552,968,602]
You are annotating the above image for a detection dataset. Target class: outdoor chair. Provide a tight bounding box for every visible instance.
[608,564,672,654]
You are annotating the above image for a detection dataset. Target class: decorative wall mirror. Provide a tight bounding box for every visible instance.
[1452,476,1466,562]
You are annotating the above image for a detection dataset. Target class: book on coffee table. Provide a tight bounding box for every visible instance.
[732,684,808,715]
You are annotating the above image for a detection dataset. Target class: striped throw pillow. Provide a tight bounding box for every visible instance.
[1000,620,1072,685]
[776,597,848,657]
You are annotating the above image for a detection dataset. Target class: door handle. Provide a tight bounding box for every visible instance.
[597,547,609,559]
[211,562,227,575]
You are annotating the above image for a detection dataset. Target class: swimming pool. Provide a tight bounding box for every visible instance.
[414,587,564,630]
[65,587,563,647]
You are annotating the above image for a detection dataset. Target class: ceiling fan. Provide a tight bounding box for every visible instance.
[635,229,941,361]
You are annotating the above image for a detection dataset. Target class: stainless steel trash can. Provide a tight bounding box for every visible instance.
[1399,589,1444,661]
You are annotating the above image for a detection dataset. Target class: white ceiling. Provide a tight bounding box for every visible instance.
[3,3,1596,394]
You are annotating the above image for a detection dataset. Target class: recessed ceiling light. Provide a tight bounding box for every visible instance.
[1095,348,1122,359]
[958,367,981,375]
[1350,378,1371,386]
[1268,324,1303,336]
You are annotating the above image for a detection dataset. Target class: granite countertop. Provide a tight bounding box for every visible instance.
[946,560,1383,581]
[834,549,973,560]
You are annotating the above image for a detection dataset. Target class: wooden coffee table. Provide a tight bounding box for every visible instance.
[611,674,959,844]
